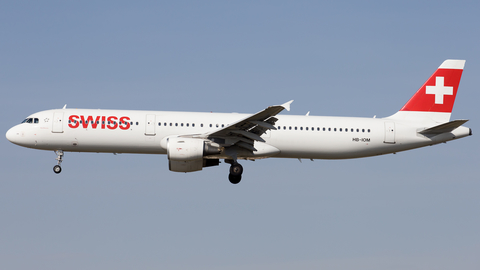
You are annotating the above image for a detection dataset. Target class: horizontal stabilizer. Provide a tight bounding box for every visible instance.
[419,119,469,135]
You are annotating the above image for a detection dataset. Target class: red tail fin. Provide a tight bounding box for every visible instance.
[400,60,465,113]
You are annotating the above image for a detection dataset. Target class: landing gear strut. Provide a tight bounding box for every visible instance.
[53,150,64,174]
[226,160,243,184]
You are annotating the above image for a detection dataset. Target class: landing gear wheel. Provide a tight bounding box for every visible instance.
[229,163,243,176]
[229,174,242,184]
[53,150,64,174]
[228,163,243,184]
[53,165,62,174]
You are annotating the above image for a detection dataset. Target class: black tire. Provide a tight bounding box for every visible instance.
[229,163,243,176]
[53,165,62,174]
[229,174,242,184]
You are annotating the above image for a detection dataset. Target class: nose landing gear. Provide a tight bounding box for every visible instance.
[226,160,243,184]
[53,150,64,174]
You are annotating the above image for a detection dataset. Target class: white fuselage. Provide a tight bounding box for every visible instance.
[6,108,471,160]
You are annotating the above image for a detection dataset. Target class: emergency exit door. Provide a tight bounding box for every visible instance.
[384,122,395,144]
[145,114,156,136]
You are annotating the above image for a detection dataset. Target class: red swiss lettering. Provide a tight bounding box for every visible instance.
[80,115,101,129]
[107,116,118,130]
[68,115,130,130]
[68,115,79,128]
[119,116,131,130]
[101,116,106,129]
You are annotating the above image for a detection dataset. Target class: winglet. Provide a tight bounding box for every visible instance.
[281,100,294,112]
[62,104,67,109]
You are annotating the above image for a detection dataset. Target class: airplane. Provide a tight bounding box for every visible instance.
[6,59,472,184]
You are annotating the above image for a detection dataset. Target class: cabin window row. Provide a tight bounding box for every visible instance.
[278,126,371,133]
[65,120,371,133]
[158,122,225,128]
[69,120,139,125]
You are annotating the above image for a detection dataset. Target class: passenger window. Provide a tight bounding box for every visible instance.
[201,124,203,127]
[356,129,359,132]
[328,128,331,131]
[339,128,342,132]
[136,122,139,125]
[334,128,336,131]
[210,124,212,127]
[300,127,303,130]
[181,123,184,127]
[362,129,365,132]
[192,123,195,127]
[295,127,297,130]
[368,129,370,133]
[289,126,292,130]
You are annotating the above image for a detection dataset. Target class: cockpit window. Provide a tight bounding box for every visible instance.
[21,118,39,124]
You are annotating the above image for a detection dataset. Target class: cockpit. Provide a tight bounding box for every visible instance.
[21,118,39,124]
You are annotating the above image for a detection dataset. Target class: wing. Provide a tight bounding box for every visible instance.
[197,100,293,152]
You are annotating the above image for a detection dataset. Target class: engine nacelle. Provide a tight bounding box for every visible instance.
[167,137,221,172]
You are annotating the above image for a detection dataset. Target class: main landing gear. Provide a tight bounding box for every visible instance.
[53,150,64,174]
[226,159,243,184]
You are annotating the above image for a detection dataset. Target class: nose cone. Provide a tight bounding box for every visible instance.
[6,125,21,145]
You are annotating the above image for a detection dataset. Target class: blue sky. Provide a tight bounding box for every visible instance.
[1,1,479,269]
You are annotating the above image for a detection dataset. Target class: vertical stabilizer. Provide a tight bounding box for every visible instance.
[388,59,465,123]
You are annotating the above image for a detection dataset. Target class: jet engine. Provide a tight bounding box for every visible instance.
[167,137,221,172]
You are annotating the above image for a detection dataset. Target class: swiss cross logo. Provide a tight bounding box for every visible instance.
[425,76,453,104]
